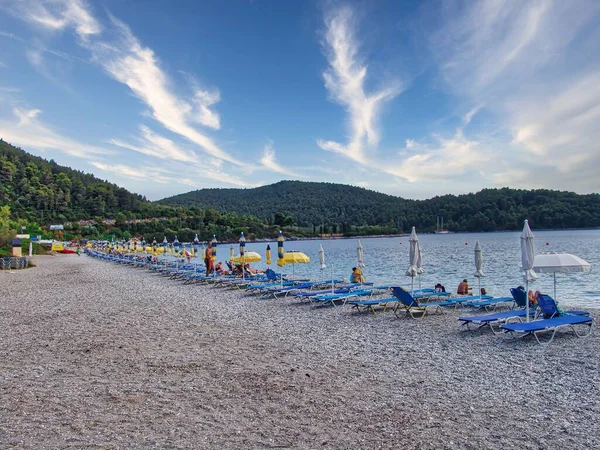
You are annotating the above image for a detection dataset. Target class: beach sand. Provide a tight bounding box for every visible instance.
[1,255,599,449]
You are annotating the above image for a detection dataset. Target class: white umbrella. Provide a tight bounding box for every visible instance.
[474,240,484,300]
[357,240,365,269]
[406,226,419,294]
[533,252,591,300]
[520,219,537,322]
[416,241,425,290]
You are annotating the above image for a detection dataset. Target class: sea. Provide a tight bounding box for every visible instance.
[176,229,600,308]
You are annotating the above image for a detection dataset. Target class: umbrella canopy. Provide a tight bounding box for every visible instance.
[474,240,484,300]
[277,231,285,267]
[319,244,326,269]
[193,234,200,255]
[281,251,310,264]
[266,244,272,266]
[232,251,262,264]
[357,240,365,269]
[520,219,537,321]
[406,226,419,293]
[173,236,179,246]
[533,252,591,300]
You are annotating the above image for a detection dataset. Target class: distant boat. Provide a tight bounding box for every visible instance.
[435,216,450,234]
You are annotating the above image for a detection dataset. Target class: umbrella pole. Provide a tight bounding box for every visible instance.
[418,274,422,291]
[331,264,334,293]
[525,280,530,322]
[478,277,481,301]
[411,278,414,296]
[554,273,557,300]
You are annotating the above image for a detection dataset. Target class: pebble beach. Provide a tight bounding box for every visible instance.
[1,255,599,449]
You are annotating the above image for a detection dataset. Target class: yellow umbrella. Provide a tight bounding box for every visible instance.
[266,244,272,266]
[232,251,262,264]
[279,251,310,279]
[282,251,310,264]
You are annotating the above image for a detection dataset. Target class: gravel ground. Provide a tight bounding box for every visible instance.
[1,254,599,449]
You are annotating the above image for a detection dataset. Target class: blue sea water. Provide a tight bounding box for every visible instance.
[178,229,600,308]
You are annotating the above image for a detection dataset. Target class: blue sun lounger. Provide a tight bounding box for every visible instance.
[347,297,398,314]
[390,286,456,319]
[464,296,515,310]
[459,309,537,333]
[458,287,532,332]
[501,315,594,345]
[311,289,374,307]
[500,292,592,345]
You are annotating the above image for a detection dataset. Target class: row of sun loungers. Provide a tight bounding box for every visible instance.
[87,250,594,345]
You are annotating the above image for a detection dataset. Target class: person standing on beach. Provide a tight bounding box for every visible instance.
[204,243,214,276]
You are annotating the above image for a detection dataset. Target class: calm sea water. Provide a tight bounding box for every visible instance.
[180,229,600,308]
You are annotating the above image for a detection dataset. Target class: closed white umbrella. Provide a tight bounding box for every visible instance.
[474,240,484,300]
[533,252,591,300]
[520,219,537,322]
[416,241,425,290]
[319,244,326,285]
[357,240,365,269]
[319,244,326,270]
[406,227,419,295]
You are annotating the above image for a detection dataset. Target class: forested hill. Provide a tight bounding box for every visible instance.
[159,180,600,232]
[0,139,172,222]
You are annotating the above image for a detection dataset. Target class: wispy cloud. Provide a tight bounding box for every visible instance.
[427,0,600,192]
[90,162,173,183]
[10,0,101,39]
[0,29,25,42]
[317,6,401,164]
[6,1,239,167]
[87,16,237,164]
[0,107,112,157]
[110,125,198,163]
[388,128,489,183]
[260,141,301,177]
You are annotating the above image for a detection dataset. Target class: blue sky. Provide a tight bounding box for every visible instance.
[1,0,599,201]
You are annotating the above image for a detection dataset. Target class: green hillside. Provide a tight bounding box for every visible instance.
[159,181,600,232]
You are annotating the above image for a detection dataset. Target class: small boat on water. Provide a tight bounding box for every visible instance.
[435,216,450,234]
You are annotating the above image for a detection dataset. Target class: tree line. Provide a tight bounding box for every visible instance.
[1,140,599,249]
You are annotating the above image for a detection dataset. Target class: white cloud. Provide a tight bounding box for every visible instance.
[110,125,198,163]
[260,141,301,177]
[422,0,600,193]
[91,161,172,183]
[318,6,401,164]
[26,48,43,67]
[0,107,112,157]
[388,128,489,183]
[87,16,236,164]
[12,0,101,39]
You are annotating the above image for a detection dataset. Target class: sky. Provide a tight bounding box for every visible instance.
[1,0,599,201]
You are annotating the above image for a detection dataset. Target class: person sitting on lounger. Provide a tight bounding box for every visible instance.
[350,267,365,283]
[480,287,487,296]
[457,279,469,295]
[215,262,229,275]
[243,263,265,275]
[435,283,446,293]
[528,289,541,306]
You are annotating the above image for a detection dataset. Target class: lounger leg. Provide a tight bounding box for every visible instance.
[571,322,594,338]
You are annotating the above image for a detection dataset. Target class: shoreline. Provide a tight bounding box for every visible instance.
[1,255,598,448]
